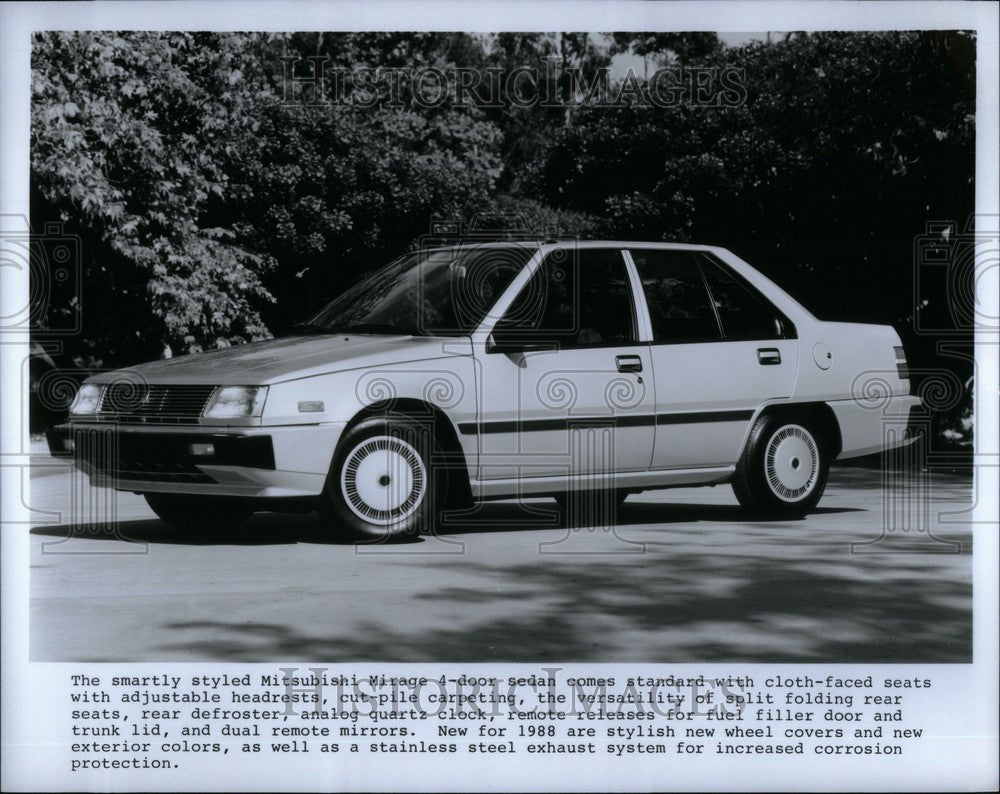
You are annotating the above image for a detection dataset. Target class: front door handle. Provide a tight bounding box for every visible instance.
[757,348,781,365]
[616,354,643,373]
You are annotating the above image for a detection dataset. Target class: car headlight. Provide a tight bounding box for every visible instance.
[203,386,268,419]
[69,383,104,415]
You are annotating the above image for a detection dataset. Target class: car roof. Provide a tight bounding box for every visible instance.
[428,240,717,252]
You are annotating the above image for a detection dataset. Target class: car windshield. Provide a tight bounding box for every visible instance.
[296,245,535,337]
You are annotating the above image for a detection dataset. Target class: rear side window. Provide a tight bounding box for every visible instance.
[629,249,721,343]
[698,254,787,340]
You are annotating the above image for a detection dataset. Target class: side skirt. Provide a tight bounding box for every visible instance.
[471,466,735,500]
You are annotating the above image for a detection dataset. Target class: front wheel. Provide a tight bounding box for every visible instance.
[319,414,442,541]
[731,415,829,519]
[144,493,254,531]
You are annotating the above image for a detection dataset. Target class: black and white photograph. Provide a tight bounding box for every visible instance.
[2,1,997,791]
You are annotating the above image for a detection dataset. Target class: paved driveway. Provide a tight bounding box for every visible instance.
[29,463,973,662]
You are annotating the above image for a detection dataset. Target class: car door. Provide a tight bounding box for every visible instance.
[626,248,798,470]
[472,246,655,487]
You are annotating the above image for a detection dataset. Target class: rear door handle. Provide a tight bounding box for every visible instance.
[616,354,643,373]
[757,348,781,365]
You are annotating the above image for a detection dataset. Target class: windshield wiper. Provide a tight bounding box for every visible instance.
[291,321,430,336]
[338,323,429,336]
[290,321,331,335]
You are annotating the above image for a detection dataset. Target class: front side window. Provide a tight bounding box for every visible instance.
[496,248,637,347]
[698,254,788,340]
[299,245,534,336]
[629,249,721,343]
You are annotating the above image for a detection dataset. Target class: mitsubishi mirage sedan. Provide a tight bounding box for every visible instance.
[49,241,922,539]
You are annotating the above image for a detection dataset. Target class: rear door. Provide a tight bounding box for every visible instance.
[627,248,798,470]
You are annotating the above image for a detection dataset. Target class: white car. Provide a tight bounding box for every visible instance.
[50,241,921,539]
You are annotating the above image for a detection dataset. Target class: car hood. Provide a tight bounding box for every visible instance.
[88,334,472,386]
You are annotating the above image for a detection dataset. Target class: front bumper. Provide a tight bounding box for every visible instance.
[47,422,347,498]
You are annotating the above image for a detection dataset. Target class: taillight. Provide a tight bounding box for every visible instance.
[893,346,909,380]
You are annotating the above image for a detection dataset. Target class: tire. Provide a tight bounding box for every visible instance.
[554,489,629,525]
[319,414,442,541]
[732,414,829,519]
[144,493,254,531]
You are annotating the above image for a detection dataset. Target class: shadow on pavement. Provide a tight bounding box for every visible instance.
[437,501,864,535]
[141,507,970,664]
[153,545,972,663]
[28,499,866,546]
[31,516,338,546]
[31,469,973,664]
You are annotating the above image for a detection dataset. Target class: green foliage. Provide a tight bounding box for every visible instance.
[32,32,279,359]
[31,31,504,354]
[225,99,502,324]
[484,195,602,238]
[609,32,723,64]
[527,31,976,306]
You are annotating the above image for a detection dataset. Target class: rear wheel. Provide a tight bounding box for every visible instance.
[732,415,829,519]
[144,493,254,531]
[319,414,442,541]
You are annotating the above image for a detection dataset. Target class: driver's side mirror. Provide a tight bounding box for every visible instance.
[486,330,550,354]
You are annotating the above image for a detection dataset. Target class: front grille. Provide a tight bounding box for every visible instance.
[97,384,214,424]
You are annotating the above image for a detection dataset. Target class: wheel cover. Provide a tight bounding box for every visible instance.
[763,424,820,503]
[340,435,427,526]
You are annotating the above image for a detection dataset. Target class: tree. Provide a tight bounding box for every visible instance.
[32,32,279,362]
[609,32,723,71]
[524,31,976,445]
[31,32,507,356]
[30,31,976,446]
